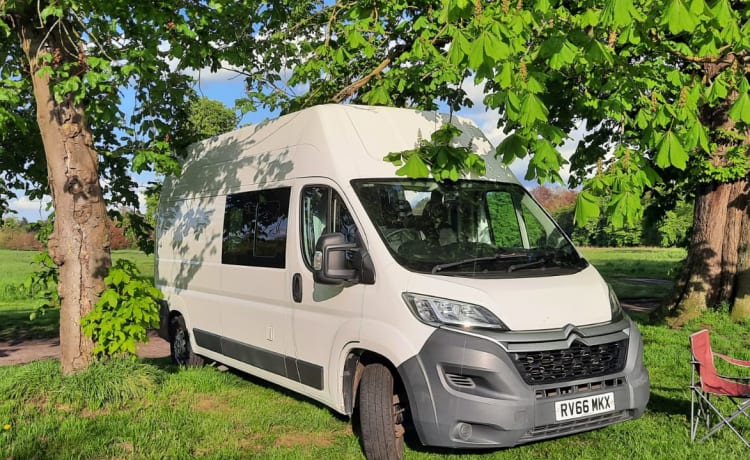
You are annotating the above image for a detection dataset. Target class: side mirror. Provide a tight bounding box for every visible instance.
[313,233,375,285]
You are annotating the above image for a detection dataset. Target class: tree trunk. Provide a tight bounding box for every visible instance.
[670,180,749,324]
[730,182,750,320]
[18,19,111,374]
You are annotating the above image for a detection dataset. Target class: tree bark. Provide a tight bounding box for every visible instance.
[730,181,750,320]
[720,180,747,300]
[18,18,111,374]
[671,180,750,324]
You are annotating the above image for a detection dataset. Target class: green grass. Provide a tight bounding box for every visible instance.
[580,247,687,301]
[1,312,749,459]
[1,246,748,458]
[0,249,153,341]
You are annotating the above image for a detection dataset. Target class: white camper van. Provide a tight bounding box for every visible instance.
[156,104,649,458]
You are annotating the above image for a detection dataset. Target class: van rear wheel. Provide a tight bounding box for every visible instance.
[170,316,204,367]
[358,363,405,460]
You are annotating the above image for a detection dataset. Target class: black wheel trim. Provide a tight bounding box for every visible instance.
[173,326,189,365]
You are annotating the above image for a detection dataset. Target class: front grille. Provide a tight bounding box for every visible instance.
[535,378,625,400]
[512,339,628,385]
[519,410,633,442]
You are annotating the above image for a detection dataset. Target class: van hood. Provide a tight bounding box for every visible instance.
[403,265,613,331]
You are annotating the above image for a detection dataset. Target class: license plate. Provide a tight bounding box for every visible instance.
[554,392,615,421]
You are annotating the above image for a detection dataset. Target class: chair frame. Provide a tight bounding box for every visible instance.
[690,329,750,447]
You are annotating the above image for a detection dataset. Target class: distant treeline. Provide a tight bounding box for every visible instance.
[532,186,693,248]
[0,216,136,251]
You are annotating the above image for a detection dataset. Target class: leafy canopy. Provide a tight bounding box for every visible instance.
[239,0,749,227]
[0,0,277,219]
[1,1,747,230]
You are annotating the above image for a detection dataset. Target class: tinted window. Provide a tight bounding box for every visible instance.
[222,188,291,268]
[300,186,357,268]
[351,179,585,277]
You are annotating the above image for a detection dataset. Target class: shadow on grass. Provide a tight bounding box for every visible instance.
[0,307,59,342]
[647,390,691,418]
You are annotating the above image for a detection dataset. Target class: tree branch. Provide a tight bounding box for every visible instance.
[332,55,392,102]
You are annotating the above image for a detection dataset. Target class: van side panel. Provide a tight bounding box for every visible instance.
[219,262,294,370]
[157,194,225,338]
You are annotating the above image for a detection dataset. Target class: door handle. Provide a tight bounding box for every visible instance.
[292,273,302,303]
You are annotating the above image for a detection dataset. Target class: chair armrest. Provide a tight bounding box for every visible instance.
[714,352,750,368]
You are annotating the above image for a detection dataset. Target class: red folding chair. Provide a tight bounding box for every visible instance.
[690,329,750,447]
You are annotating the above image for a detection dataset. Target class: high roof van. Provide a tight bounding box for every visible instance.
[156,104,649,458]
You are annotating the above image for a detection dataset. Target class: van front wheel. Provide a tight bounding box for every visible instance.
[358,363,405,460]
[170,316,204,367]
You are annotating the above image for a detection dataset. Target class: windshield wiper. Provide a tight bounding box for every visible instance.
[431,252,527,274]
[507,258,546,272]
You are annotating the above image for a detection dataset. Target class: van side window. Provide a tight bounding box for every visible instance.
[222,187,291,268]
[301,187,329,267]
[301,186,356,268]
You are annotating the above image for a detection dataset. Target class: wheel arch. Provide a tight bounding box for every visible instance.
[342,349,407,416]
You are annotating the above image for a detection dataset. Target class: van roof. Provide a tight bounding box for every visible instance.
[169,104,517,198]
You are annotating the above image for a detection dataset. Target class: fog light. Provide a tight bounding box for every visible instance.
[455,422,473,441]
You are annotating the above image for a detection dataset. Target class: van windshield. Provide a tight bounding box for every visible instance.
[351,179,587,277]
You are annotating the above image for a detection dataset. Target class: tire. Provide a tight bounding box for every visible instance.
[358,363,405,460]
[169,315,204,367]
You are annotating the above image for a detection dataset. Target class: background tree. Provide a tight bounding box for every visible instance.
[145,96,238,227]
[0,0,268,373]
[241,0,748,322]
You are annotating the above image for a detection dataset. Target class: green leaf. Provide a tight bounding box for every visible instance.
[519,93,549,126]
[579,9,600,27]
[709,0,735,26]
[483,31,510,61]
[601,0,638,27]
[496,133,528,163]
[99,290,119,309]
[728,92,750,124]
[689,0,707,15]
[575,191,601,226]
[468,33,489,69]
[540,38,578,70]
[661,0,699,35]
[497,63,513,89]
[685,121,710,153]
[383,152,404,166]
[655,131,688,170]
[505,91,522,120]
[346,29,367,49]
[583,39,613,65]
[396,154,430,178]
[705,76,729,103]
[634,109,650,130]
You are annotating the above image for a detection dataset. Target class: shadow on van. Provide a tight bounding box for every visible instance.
[157,126,295,292]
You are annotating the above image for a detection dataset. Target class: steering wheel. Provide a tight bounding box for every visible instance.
[385,228,420,245]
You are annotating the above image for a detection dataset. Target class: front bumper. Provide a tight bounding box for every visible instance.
[397,318,650,448]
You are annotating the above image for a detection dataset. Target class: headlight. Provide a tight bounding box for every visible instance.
[608,284,625,322]
[402,293,508,330]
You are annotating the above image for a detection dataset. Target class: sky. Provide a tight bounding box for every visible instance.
[7,69,580,223]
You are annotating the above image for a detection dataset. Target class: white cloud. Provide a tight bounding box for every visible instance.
[7,196,51,222]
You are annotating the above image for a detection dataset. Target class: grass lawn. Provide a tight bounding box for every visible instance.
[1,311,749,459]
[0,249,153,341]
[580,247,687,301]
[5,246,745,459]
